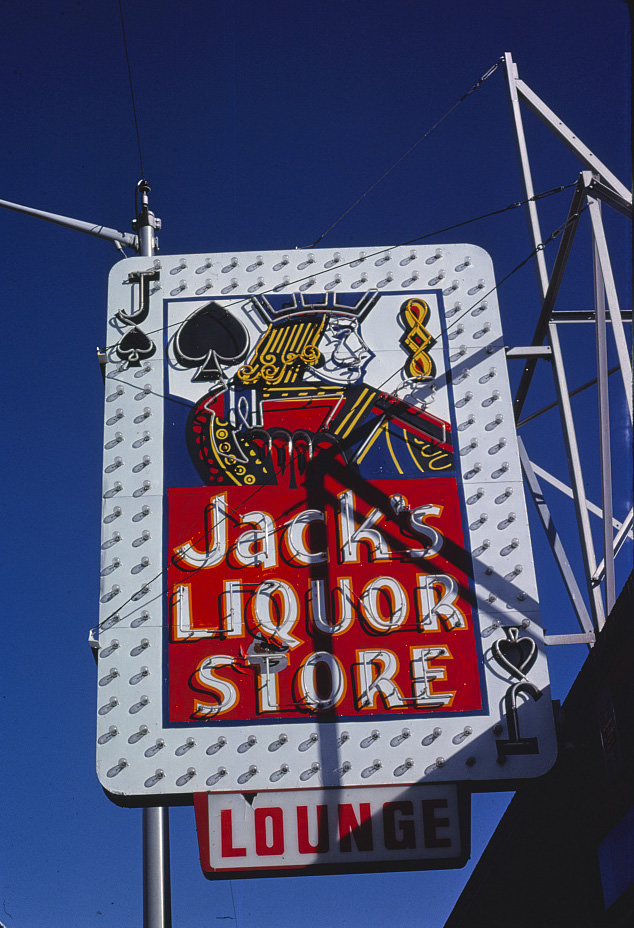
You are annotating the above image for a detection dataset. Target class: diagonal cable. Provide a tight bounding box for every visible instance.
[135,182,574,344]
[308,57,504,247]
[118,0,146,181]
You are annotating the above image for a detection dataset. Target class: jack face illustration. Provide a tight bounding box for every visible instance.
[179,292,452,488]
[309,315,374,385]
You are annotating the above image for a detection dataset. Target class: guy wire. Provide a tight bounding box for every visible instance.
[308,57,505,247]
[118,0,146,182]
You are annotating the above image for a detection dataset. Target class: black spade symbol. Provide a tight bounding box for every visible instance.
[174,302,249,381]
[492,626,537,682]
[116,327,156,366]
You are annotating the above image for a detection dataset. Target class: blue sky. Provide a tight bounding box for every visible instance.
[0,1,630,926]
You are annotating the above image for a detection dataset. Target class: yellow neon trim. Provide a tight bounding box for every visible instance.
[354,420,383,464]
[336,388,370,433]
[284,321,305,359]
[403,429,427,474]
[384,423,404,474]
[210,418,242,486]
[336,390,374,438]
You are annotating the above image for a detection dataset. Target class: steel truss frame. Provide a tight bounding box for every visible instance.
[503,52,632,644]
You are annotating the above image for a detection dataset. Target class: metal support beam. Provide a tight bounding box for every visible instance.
[503,53,550,299]
[588,176,633,219]
[518,439,594,637]
[544,632,596,646]
[143,806,172,928]
[531,462,632,537]
[550,310,632,323]
[513,175,587,421]
[586,194,633,421]
[503,54,630,645]
[505,346,552,359]
[593,508,634,583]
[0,196,138,250]
[593,217,616,612]
[515,77,632,204]
[547,324,605,630]
[517,367,624,428]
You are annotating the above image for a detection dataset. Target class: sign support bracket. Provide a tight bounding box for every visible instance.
[0,195,139,250]
[503,52,631,637]
[0,179,171,928]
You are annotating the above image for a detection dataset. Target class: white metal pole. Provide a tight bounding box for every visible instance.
[514,78,632,204]
[592,203,616,614]
[143,806,172,928]
[136,179,172,928]
[0,196,138,249]
[547,322,605,631]
[512,176,586,422]
[586,193,633,422]
[503,53,550,300]
[593,509,634,584]
[518,439,594,636]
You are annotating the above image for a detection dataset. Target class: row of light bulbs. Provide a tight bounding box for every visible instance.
[102,721,486,786]
[164,250,474,276]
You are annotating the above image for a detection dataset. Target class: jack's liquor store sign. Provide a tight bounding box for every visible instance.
[169,476,480,721]
[97,246,556,801]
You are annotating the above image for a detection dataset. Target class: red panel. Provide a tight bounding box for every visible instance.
[167,475,481,723]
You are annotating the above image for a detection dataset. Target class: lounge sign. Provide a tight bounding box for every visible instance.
[194,785,469,876]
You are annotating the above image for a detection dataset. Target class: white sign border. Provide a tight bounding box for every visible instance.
[96,245,556,802]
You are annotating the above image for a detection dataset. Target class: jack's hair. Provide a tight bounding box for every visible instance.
[236,315,328,386]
